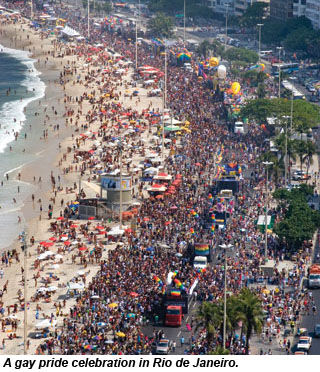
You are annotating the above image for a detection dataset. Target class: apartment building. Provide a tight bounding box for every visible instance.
[305,0,320,29]
[270,0,294,21]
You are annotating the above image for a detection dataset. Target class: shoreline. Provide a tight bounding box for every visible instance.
[0,14,164,354]
[0,18,86,354]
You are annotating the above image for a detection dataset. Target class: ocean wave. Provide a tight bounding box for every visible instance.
[0,44,46,153]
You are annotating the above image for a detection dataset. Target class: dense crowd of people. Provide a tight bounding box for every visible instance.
[0,1,316,355]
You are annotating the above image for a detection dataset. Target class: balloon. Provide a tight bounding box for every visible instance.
[249,63,265,72]
[209,57,219,67]
[217,65,227,79]
[231,82,241,95]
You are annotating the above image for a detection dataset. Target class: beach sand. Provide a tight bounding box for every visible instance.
[0,16,164,354]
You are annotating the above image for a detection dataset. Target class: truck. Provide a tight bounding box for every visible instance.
[164,305,183,327]
[308,264,320,288]
[193,255,208,269]
[193,242,212,263]
[218,189,234,200]
[213,176,240,195]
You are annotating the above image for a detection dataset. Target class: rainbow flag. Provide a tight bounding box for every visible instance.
[190,228,195,234]
[194,243,209,255]
[208,194,213,200]
[170,289,181,296]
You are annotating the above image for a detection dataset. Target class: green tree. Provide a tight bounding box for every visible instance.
[196,302,221,343]
[236,288,264,354]
[147,13,174,38]
[240,98,320,132]
[303,140,317,177]
[197,40,211,59]
[240,2,268,28]
[209,346,230,355]
[257,83,266,98]
[222,47,258,64]
[284,27,315,52]
[259,151,283,186]
[273,185,320,251]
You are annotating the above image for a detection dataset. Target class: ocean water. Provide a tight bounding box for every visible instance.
[0,45,45,250]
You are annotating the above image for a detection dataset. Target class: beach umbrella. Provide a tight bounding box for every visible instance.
[48,264,60,270]
[108,303,118,309]
[105,340,114,344]
[91,295,100,299]
[56,217,64,221]
[70,224,78,228]
[47,286,58,292]
[88,216,95,220]
[175,253,183,258]
[77,270,85,276]
[78,246,87,251]
[49,237,57,242]
[116,332,126,337]
[96,225,105,230]
[64,241,71,246]
[164,125,181,132]
[127,313,135,318]
[129,292,138,298]
[97,322,107,327]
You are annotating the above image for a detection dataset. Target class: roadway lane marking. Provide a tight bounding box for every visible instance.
[177,331,181,337]
[186,316,189,322]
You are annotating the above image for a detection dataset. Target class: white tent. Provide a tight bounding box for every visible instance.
[107,227,125,236]
[164,118,183,125]
[61,26,80,38]
[37,251,55,260]
[35,319,57,329]
[67,282,85,291]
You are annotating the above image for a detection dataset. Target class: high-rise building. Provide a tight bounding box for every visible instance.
[234,0,270,17]
[270,0,294,21]
[206,0,235,15]
[292,0,307,17]
[305,0,320,29]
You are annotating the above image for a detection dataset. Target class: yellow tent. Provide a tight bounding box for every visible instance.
[108,303,118,309]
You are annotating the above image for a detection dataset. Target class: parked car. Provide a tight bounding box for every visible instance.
[292,170,311,181]
[314,324,320,338]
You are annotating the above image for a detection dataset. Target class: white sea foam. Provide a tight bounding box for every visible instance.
[0,44,46,153]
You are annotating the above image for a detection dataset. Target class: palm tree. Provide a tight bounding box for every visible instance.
[196,302,221,343]
[295,139,307,173]
[236,288,264,354]
[303,141,317,178]
[259,151,283,186]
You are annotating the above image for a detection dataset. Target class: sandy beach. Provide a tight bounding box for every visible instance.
[0,14,164,354]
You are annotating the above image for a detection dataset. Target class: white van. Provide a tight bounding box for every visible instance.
[234,121,245,134]
[193,256,208,269]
